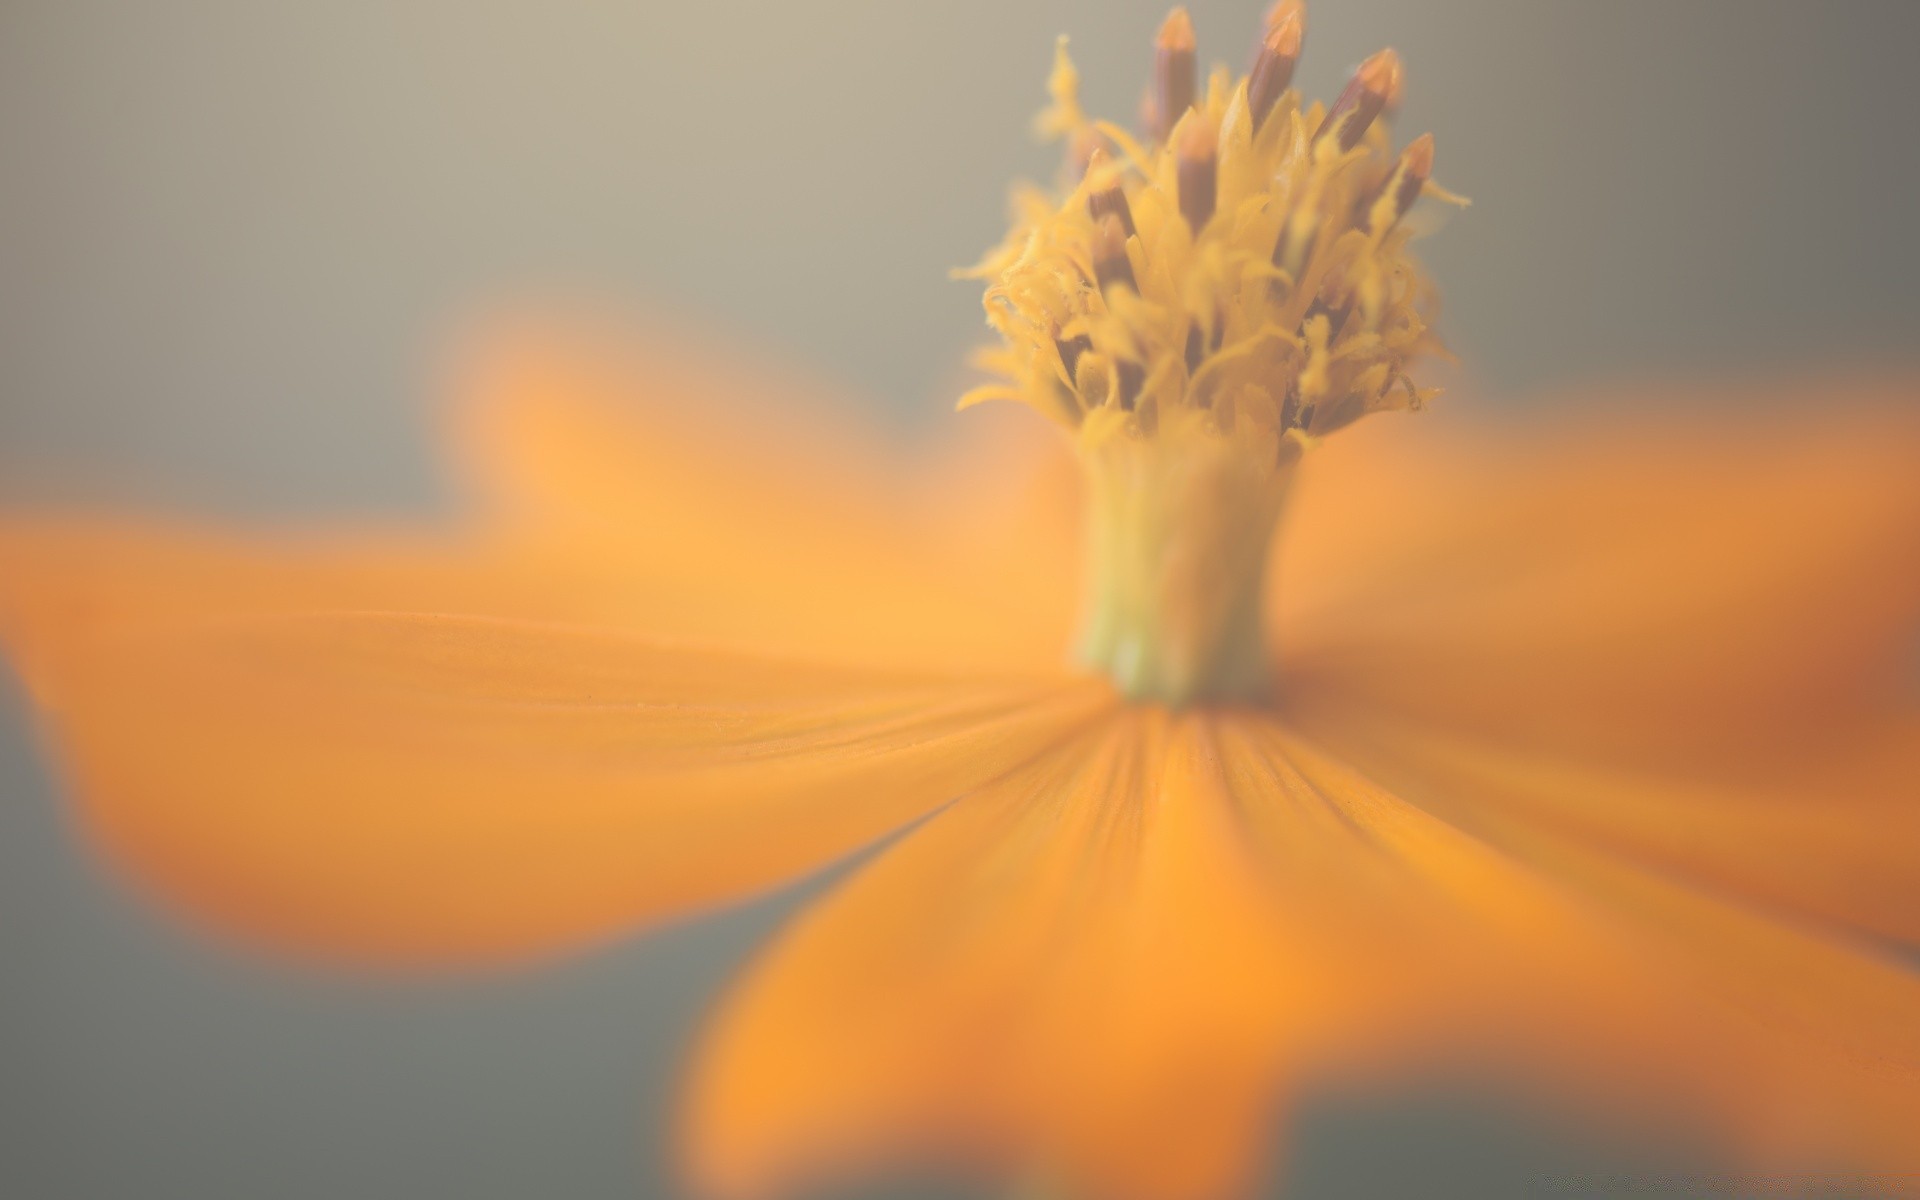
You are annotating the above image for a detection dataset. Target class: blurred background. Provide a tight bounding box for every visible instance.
[1,1,1916,1196]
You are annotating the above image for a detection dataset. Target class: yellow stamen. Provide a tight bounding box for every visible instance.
[1314,48,1402,153]
[1363,131,1434,237]
[1175,111,1219,233]
[1151,8,1197,143]
[1091,213,1137,296]
[1247,2,1304,132]
[1085,148,1138,238]
[961,6,1457,704]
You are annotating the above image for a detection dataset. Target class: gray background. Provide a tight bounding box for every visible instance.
[2,1,1916,1196]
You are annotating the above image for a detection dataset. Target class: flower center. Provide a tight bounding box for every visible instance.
[959,4,1458,705]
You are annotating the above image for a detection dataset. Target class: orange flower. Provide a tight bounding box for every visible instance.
[3,7,1919,1199]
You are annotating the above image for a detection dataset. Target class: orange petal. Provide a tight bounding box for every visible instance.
[1257,722,1920,1180]
[4,568,1113,961]
[689,702,1917,1200]
[448,320,1081,673]
[684,710,1331,1200]
[1278,387,1920,761]
[1296,703,1920,946]
[1272,385,1920,949]
[0,517,539,703]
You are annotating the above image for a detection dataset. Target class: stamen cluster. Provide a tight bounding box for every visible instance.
[960,3,1454,468]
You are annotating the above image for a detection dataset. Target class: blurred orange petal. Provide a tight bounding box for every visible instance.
[1277,386,1920,950]
[686,710,1321,1200]
[448,321,1080,674]
[1280,388,1920,757]
[689,696,1920,1199]
[0,547,1112,960]
[1299,704,1920,948]
[1249,723,1920,1181]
